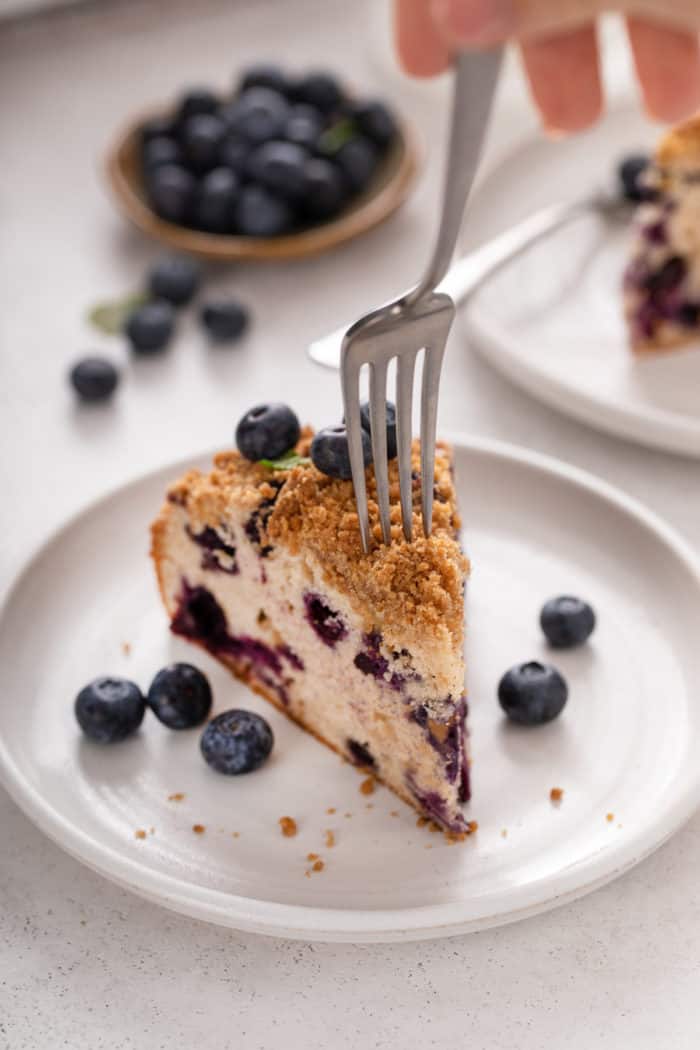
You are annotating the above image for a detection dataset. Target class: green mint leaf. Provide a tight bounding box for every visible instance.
[259,452,311,471]
[318,118,356,155]
[87,292,148,336]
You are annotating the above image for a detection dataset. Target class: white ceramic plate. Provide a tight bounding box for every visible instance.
[460,106,700,457]
[1,437,699,942]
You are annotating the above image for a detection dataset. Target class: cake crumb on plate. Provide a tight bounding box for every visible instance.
[192,824,206,834]
[606,812,615,822]
[550,787,564,804]
[326,807,336,815]
[279,816,297,837]
[134,829,146,840]
[121,641,131,656]
[324,829,336,848]
[168,792,185,802]
[307,852,319,862]
[312,859,324,873]
[359,776,375,796]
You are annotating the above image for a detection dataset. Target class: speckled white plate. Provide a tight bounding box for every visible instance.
[460,106,700,457]
[1,436,699,942]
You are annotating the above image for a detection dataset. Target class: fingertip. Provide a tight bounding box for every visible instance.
[520,26,604,135]
[394,0,452,77]
[627,17,700,123]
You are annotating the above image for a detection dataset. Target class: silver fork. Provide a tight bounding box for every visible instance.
[341,49,504,553]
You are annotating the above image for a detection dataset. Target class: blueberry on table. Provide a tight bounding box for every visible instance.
[293,71,343,113]
[69,356,119,402]
[498,662,568,726]
[247,140,309,201]
[142,136,182,171]
[310,424,372,480]
[540,596,595,649]
[200,709,274,774]
[302,158,345,219]
[335,136,378,192]
[200,299,250,342]
[618,154,657,203]
[193,167,240,233]
[75,677,145,743]
[176,87,220,124]
[180,113,226,173]
[236,402,301,461]
[148,254,201,306]
[146,164,196,224]
[239,63,290,97]
[359,399,397,460]
[234,185,293,237]
[147,663,212,729]
[284,103,324,150]
[351,100,397,149]
[218,134,250,175]
[224,87,290,145]
[125,300,175,354]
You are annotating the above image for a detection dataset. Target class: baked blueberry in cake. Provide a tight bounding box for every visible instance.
[151,405,471,832]
[623,116,700,353]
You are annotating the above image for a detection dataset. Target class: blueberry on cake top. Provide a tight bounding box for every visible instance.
[623,116,700,353]
[151,420,471,832]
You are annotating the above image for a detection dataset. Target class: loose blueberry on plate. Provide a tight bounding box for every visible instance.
[359,399,397,459]
[142,136,182,171]
[335,136,378,192]
[146,164,196,223]
[224,87,290,145]
[351,100,397,148]
[147,663,212,729]
[200,709,274,774]
[148,254,201,306]
[75,677,145,743]
[234,184,293,237]
[193,167,240,233]
[302,158,345,219]
[180,113,226,173]
[239,63,290,97]
[125,300,175,354]
[284,103,324,150]
[200,299,250,342]
[247,140,310,201]
[236,402,301,461]
[618,153,656,203]
[293,71,343,113]
[310,424,372,480]
[176,86,220,124]
[69,356,120,402]
[540,596,595,649]
[498,662,568,726]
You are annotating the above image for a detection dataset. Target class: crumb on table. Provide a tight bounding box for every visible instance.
[326,807,336,815]
[550,787,564,804]
[168,792,185,802]
[501,829,508,838]
[312,859,324,873]
[279,816,298,838]
[307,852,319,862]
[231,831,240,839]
[606,812,615,822]
[390,810,399,818]
[134,829,146,840]
[359,776,375,796]
[121,641,131,656]
[466,820,479,834]
[416,816,429,828]
[325,829,336,848]
[192,824,206,835]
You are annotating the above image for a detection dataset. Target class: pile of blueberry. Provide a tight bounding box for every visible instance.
[498,596,596,726]
[70,254,250,403]
[140,64,398,237]
[75,662,273,775]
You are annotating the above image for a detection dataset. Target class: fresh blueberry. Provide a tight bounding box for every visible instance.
[302,158,345,219]
[239,63,290,96]
[141,116,176,144]
[75,677,145,743]
[335,136,378,192]
[498,662,568,726]
[125,300,175,354]
[247,140,309,200]
[284,103,324,150]
[351,100,397,148]
[218,134,250,175]
[146,164,196,224]
[70,356,120,402]
[540,596,596,649]
[678,301,700,327]
[148,254,201,306]
[193,167,240,233]
[359,399,397,459]
[200,709,274,774]
[293,72,343,113]
[236,402,301,461]
[223,87,290,144]
[142,136,182,171]
[200,299,250,342]
[618,153,657,203]
[310,424,372,480]
[645,255,687,295]
[176,87,220,124]
[234,185,293,237]
[147,663,212,729]
[180,113,226,173]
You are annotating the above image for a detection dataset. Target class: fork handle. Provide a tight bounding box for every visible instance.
[408,48,504,302]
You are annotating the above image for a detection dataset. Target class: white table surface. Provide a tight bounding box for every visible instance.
[2,1,699,1046]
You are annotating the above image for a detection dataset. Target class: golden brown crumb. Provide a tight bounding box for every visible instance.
[134,829,146,840]
[307,852,319,862]
[390,810,399,818]
[279,816,297,838]
[312,860,324,873]
[550,787,564,804]
[429,821,441,834]
[304,870,311,878]
[231,831,240,839]
[656,114,700,168]
[501,829,508,838]
[326,807,336,815]
[344,812,352,819]
[168,792,185,802]
[360,777,375,796]
[325,829,336,848]
[192,824,206,835]
[467,821,479,834]
[424,844,433,850]
[416,816,429,828]
[365,803,374,810]
[445,830,468,844]
[121,641,131,656]
[606,812,615,822]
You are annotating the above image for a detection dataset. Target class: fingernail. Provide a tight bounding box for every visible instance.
[430,0,513,45]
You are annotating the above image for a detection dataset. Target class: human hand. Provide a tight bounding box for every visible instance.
[395,0,700,132]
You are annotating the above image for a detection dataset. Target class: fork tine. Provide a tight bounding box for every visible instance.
[420,342,447,538]
[396,350,417,542]
[369,360,391,545]
[341,355,371,553]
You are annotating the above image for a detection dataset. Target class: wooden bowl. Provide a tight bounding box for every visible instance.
[105,110,420,261]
